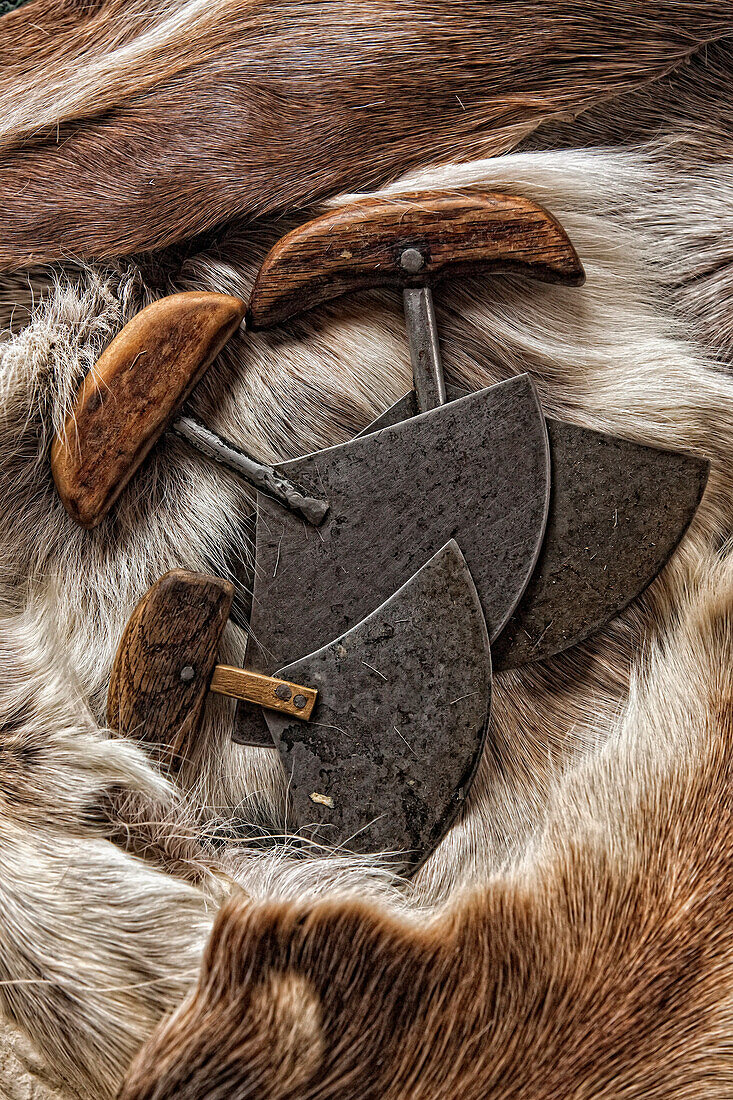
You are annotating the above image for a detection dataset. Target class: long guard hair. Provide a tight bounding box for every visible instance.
[0,4,731,1097]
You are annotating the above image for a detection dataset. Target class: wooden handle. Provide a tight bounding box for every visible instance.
[209,665,317,720]
[51,292,246,528]
[247,190,585,328]
[107,570,233,771]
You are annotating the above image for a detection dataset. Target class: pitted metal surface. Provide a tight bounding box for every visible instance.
[356,386,708,668]
[245,373,546,656]
[492,419,708,667]
[234,375,547,744]
[263,541,490,869]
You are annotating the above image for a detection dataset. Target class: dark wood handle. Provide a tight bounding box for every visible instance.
[247,190,584,328]
[107,570,233,772]
[51,292,246,528]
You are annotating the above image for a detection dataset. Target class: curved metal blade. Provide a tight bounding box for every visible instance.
[263,541,491,869]
[492,420,709,668]
[356,387,709,668]
[246,374,549,677]
[353,390,419,438]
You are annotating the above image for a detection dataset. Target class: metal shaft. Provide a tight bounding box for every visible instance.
[403,286,447,414]
[172,416,329,527]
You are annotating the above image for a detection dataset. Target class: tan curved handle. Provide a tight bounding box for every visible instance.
[51,292,246,528]
[247,190,584,328]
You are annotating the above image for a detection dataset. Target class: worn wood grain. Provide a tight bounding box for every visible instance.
[107,570,234,772]
[247,191,585,328]
[210,665,317,720]
[51,291,246,528]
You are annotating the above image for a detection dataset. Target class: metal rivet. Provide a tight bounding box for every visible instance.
[399,247,425,274]
[179,665,195,683]
[275,684,292,701]
[293,694,308,709]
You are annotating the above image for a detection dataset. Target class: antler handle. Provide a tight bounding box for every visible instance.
[51,292,246,528]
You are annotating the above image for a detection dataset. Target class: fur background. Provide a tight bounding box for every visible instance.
[0,2,732,1097]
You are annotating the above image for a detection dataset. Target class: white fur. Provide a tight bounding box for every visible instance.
[0,145,732,1092]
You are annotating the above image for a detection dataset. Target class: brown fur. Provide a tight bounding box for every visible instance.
[522,38,733,360]
[1,136,733,1092]
[0,1,730,265]
[0,7,733,1098]
[120,552,733,1098]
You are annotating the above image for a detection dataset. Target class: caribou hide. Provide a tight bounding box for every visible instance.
[0,3,732,1098]
[0,0,731,265]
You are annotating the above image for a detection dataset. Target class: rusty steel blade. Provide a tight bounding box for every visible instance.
[233,374,547,745]
[352,390,419,439]
[249,374,547,659]
[263,540,491,868]
[492,420,708,667]
[356,386,709,668]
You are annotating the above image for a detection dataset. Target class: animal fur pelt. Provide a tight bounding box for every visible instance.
[0,1,731,265]
[0,8,733,1100]
[119,548,733,1099]
[0,143,731,1096]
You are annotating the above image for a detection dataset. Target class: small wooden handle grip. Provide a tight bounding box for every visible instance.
[51,292,246,528]
[209,666,317,720]
[107,570,233,771]
[247,190,585,328]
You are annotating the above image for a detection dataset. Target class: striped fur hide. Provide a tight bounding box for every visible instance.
[0,1,730,265]
[121,552,733,1099]
[0,4,731,1098]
